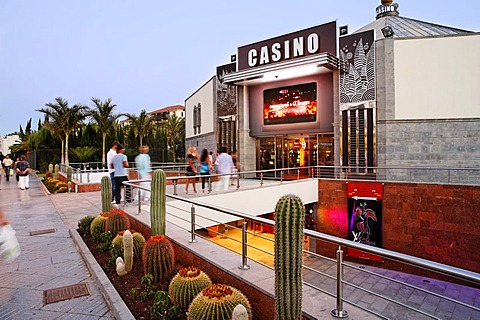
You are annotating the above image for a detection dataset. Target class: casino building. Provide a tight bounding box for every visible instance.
[185,0,480,181]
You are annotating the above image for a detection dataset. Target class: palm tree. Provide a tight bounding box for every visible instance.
[125,109,154,147]
[37,97,88,165]
[163,114,185,162]
[88,98,121,164]
[37,98,68,163]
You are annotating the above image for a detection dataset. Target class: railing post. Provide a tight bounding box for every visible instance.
[239,221,250,270]
[208,176,212,194]
[236,172,240,190]
[331,245,348,318]
[137,188,141,215]
[123,184,127,207]
[281,170,284,183]
[173,179,178,196]
[297,168,300,180]
[189,205,197,243]
[260,172,264,186]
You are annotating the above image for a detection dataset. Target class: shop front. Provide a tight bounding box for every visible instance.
[220,21,340,173]
[257,134,333,176]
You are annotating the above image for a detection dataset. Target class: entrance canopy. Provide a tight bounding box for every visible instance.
[222,53,339,86]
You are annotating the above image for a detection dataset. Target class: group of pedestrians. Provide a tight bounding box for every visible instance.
[106,141,152,205]
[184,146,238,194]
[0,153,30,190]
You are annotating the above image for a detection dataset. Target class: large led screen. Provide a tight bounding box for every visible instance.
[263,82,317,125]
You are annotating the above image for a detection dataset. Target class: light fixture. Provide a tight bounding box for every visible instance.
[381,26,394,38]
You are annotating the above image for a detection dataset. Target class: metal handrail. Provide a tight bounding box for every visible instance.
[122,177,480,318]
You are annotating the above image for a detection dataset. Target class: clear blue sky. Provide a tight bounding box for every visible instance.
[1,0,479,135]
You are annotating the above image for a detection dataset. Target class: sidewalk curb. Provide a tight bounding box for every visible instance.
[69,229,135,320]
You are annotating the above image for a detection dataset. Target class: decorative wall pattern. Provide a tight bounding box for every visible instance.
[339,30,376,103]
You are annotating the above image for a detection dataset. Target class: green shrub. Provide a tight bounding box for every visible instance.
[78,215,95,236]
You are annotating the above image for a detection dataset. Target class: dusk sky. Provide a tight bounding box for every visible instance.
[1,0,479,135]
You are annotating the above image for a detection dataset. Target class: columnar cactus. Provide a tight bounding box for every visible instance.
[142,235,174,284]
[274,194,305,320]
[90,214,108,242]
[48,163,53,173]
[101,176,112,213]
[150,169,166,236]
[169,266,212,309]
[112,230,146,259]
[105,209,130,236]
[67,166,72,182]
[54,163,59,173]
[123,230,133,273]
[187,284,252,320]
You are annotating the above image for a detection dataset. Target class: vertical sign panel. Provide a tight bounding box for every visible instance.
[347,182,383,261]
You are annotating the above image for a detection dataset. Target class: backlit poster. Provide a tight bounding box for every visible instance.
[347,182,383,261]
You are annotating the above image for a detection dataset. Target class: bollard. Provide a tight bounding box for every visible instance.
[189,205,197,243]
[238,221,250,270]
[331,245,348,318]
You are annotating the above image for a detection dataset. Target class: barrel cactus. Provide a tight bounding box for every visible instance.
[169,266,212,309]
[142,235,174,284]
[187,284,252,320]
[90,213,108,242]
[101,176,112,213]
[105,209,130,237]
[274,194,305,320]
[150,169,166,236]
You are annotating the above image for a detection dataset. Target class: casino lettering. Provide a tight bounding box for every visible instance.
[247,33,320,68]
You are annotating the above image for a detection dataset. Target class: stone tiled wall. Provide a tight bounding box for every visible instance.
[316,179,480,274]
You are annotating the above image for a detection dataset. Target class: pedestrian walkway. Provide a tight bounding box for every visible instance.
[0,176,114,320]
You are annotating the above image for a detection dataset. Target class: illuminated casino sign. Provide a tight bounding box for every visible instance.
[237,21,337,71]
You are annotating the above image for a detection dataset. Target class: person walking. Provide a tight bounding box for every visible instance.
[0,207,20,263]
[16,155,30,190]
[135,145,152,201]
[215,146,234,191]
[2,155,13,182]
[199,148,212,193]
[106,141,119,202]
[110,144,129,204]
[185,146,198,194]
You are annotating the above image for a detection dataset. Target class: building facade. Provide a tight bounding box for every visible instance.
[189,0,480,181]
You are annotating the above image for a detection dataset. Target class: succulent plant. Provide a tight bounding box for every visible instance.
[111,230,145,260]
[150,169,166,236]
[274,194,305,320]
[54,163,59,173]
[105,209,130,237]
[101,176,112,213]
[232,304,249,320]
[66,166,72,183]
[142,235,175,284]
[90,213,108,242]
[123,230,133,273]
[169,266,212,309]
[187,284,252,320]
[48,163,53,173]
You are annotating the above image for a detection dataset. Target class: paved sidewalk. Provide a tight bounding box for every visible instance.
[0,176,114,320]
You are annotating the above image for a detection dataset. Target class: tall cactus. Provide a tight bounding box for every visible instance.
[123,230,133,273]
[274,194,305,320]
[54,163,59,173]
[48,163,53,173]
[150,169,166,236]
[187,284,252,320]
[101,176,112,213]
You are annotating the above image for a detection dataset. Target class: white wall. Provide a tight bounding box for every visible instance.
[394,34,480,120]
[185,76,215,139]
[0,135,20,155]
